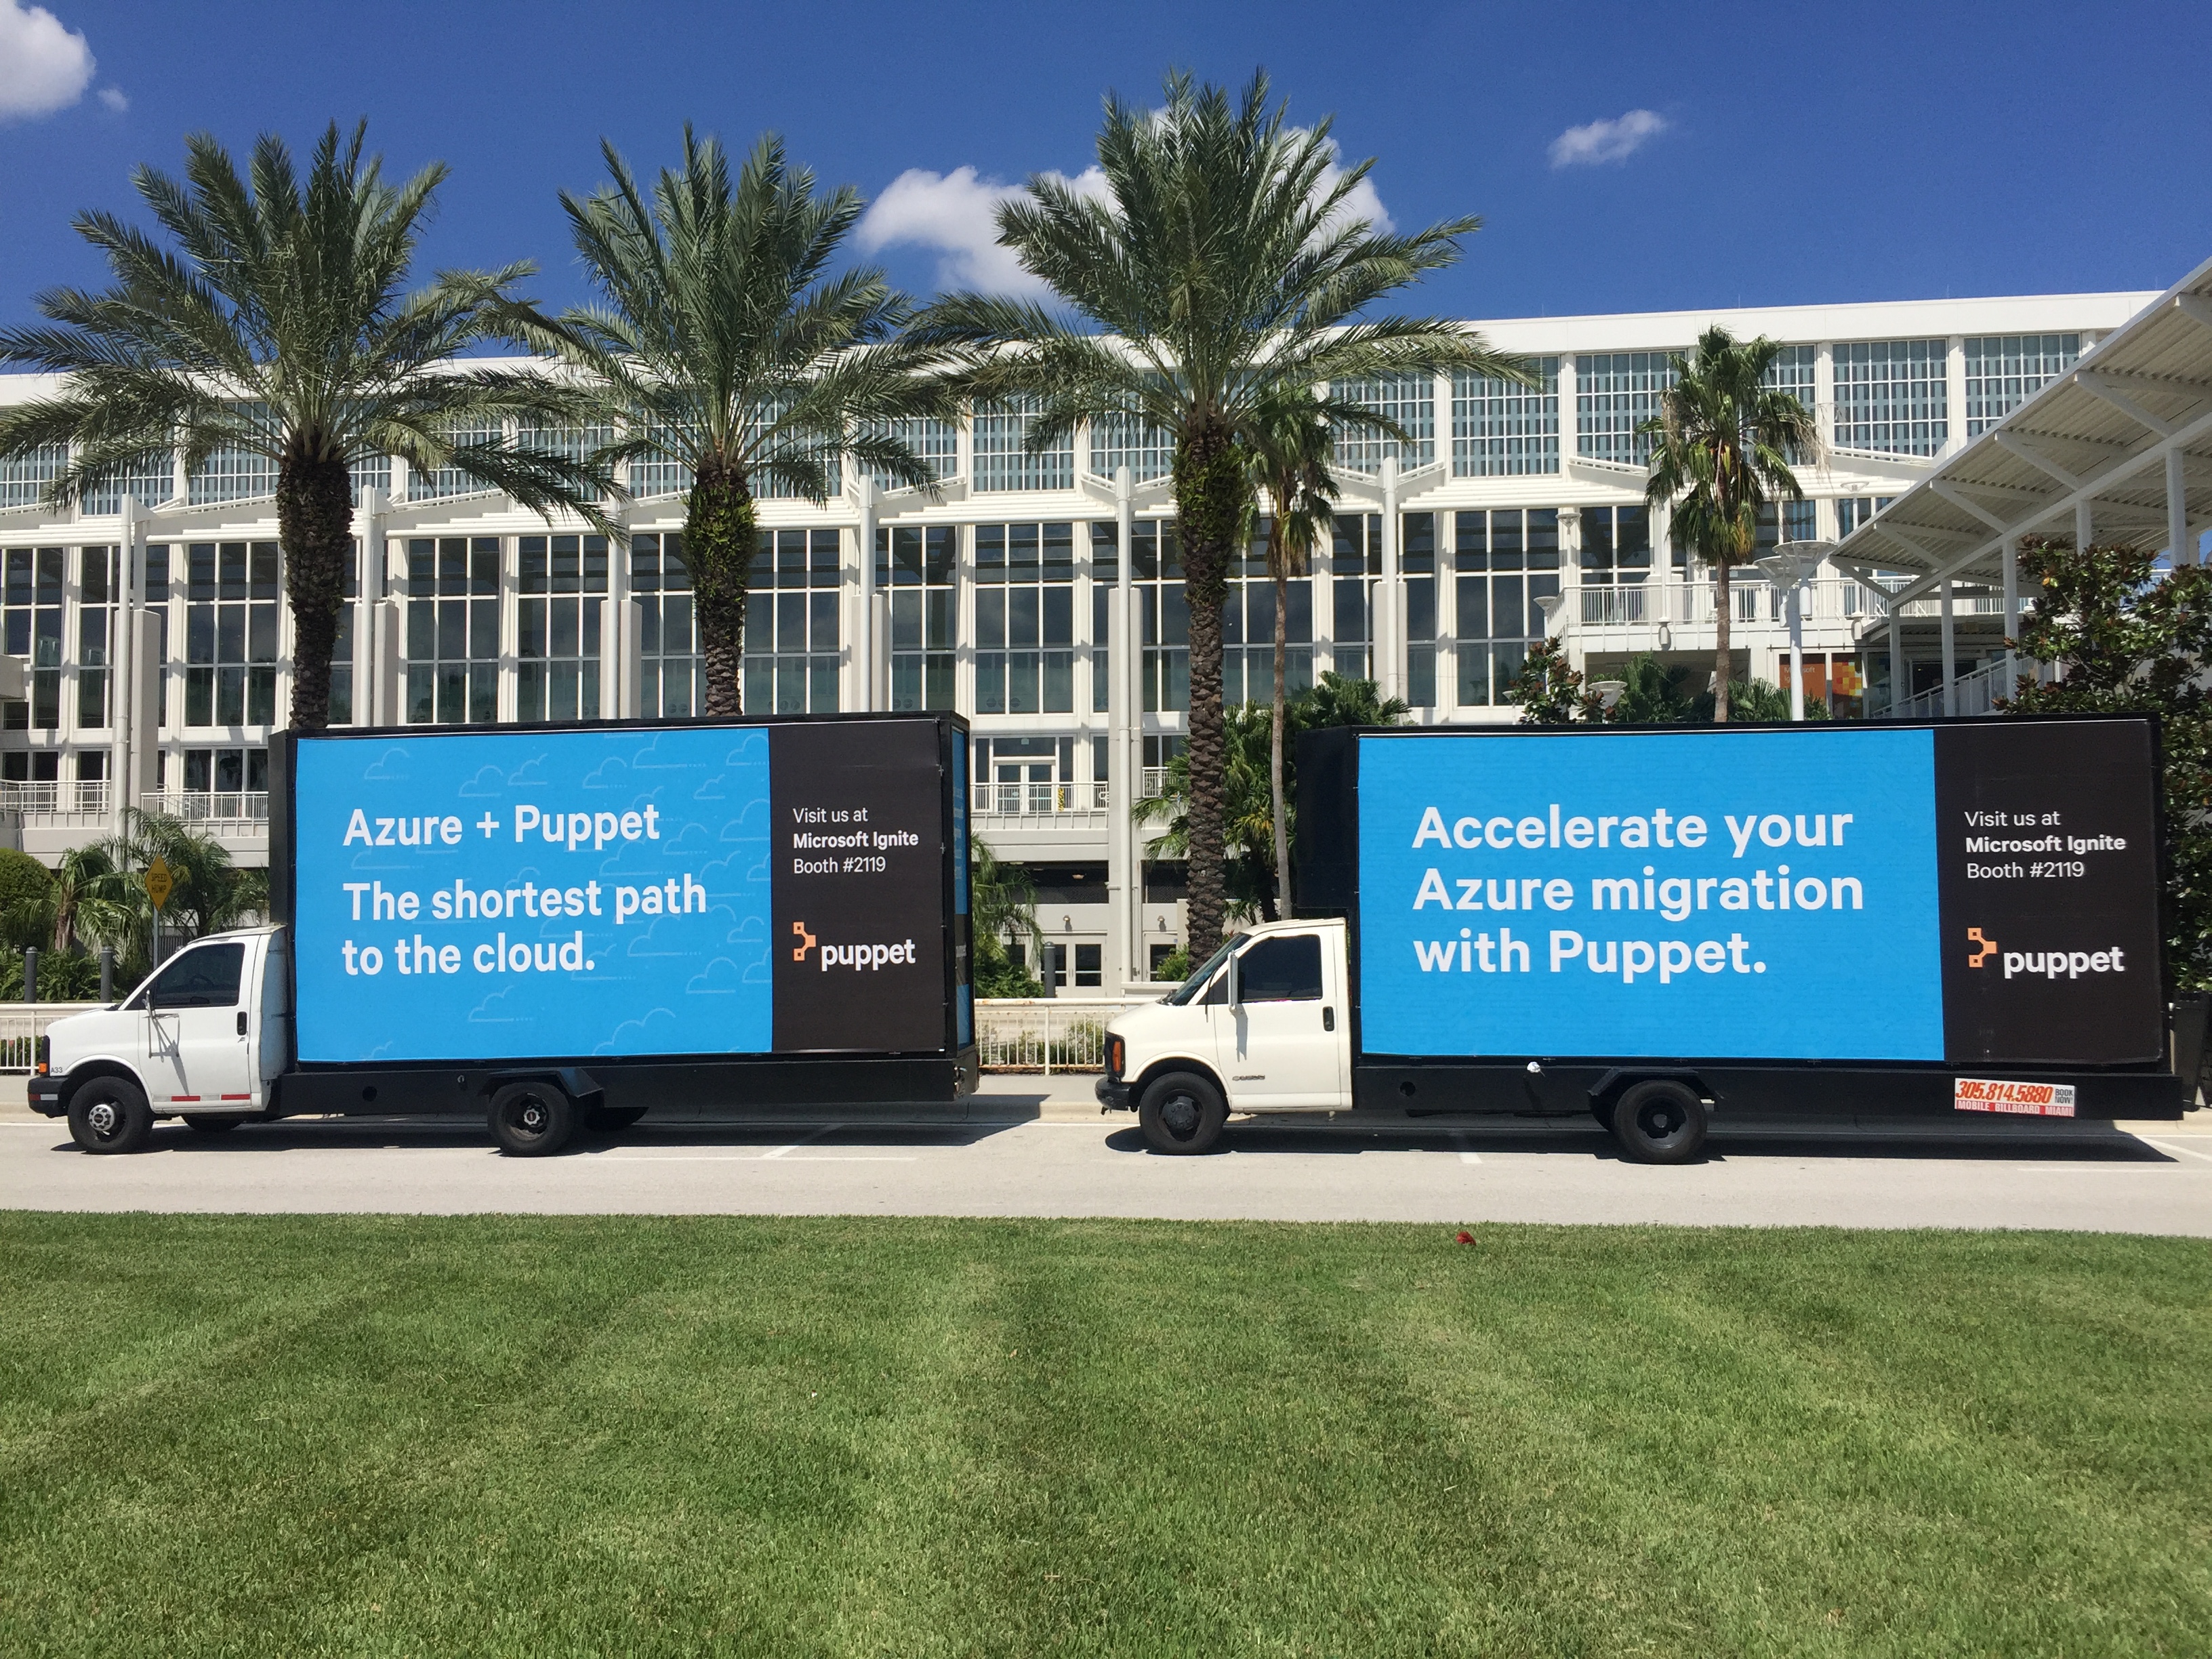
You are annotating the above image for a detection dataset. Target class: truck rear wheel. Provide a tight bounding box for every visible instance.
[1137,1072,1227,1155]
[489,1081,577,1157]
[1610,1080,1708,1164]
[69,1078,152,1155]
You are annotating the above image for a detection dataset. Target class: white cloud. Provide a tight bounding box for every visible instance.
[1549,108,1668,169]
[858,131,1395,297]
[96,85,125,112]
[0,1,94,122]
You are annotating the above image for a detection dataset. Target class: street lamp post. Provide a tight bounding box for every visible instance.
[1753,541,1833,722]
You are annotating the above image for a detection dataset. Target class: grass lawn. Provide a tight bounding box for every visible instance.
[1,1218,2207,1657]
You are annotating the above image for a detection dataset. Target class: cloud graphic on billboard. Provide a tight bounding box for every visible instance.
[687,957,741,994]
[596,1006,678,1053]
[468,986,523,1023]
[359,747,410,781]
[455,764,506,797]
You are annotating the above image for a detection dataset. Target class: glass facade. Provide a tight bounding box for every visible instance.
[1833,340,1948,455]
[1086,414,1173,484]
[1580,505,1651,584]
[1132,519,1188,713]
[518,533,607,723]
[632,533,701,718]
[404,536,499,724]
[4,547,64,731]
[1328,514,1382,682]
[85,451,172,516]
[975,522,1075,715]
[1964,335,2080,436]
[186,411,276,506]
[77,546,113,731]
[1332,375,1435,474]
[878,525,956,712]
[181,542,279,729]
[327,541,357,726]
[972,397,1073,492]
[868,417,960,487]
[1835,496,1896,539]
[1454,509,1559,707]
[409,418,506,500]
[1222,522,1313,708]
[0,445,64,509]
[1576,354,1677,466]
[1402,514,1437,708]
[744,527,840,714]
[1453,359,1559,476]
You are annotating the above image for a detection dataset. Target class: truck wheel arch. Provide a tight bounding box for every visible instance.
[1588,1067,1717,1115]
[60,1060,151,1112]
[1129,1055,1227,1104]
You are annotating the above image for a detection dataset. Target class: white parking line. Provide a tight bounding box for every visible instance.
[761,1123,846,1159]
[1451,1132,1482,1166]
[2137,1136,2212,1164]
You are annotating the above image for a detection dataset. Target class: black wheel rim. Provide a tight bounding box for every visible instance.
[508,1096,550,1143]
[85,1099,121,1141]
[1160,1094,1201,1139]
[1636,1100,1688,1148]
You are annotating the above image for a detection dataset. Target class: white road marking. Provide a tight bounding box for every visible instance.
[2137,1136,2212,1164]
[1451,1131,1482,1166]
[762,1123,846,1159]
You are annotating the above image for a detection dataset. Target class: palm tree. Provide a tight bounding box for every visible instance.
[909,68,1526,961]
[542,128,955,714]
[1639,326,1821,723]
[1244,389,1338,909]
[0,122,616,733]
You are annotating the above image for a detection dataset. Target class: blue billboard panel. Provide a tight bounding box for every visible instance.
[290,721,949,1065]
[1355,728,1945,1061]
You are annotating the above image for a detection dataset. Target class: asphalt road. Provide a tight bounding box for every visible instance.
[4,1078,2210,1232]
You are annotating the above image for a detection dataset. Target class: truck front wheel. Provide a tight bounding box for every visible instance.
[489,1081,577,1157]
[1610,1080,1708,1165]
[1137,1072,1227,1155]
[68,1078,153,1155]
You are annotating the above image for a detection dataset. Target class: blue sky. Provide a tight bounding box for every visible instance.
[1,0,2207,332]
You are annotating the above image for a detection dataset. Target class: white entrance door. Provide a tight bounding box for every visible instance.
[138,939,257,1111]
[1217,932,1344,1110]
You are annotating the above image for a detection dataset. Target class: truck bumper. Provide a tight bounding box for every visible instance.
[26,1074,65,1117]
[1094,1076,1133,1112]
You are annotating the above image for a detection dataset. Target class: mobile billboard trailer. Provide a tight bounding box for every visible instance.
[33,713,979,1155]
[1097,716,2186,1159]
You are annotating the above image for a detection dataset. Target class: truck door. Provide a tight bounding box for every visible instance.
[138,940,255,1112]
[1218,932,1345,1110]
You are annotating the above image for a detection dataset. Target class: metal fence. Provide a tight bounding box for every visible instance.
[0,1002,103,1071]
[974,996,1163,1072]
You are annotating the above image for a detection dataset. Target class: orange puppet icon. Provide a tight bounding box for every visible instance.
[792,920,817,962]
[1967,927,1997,968]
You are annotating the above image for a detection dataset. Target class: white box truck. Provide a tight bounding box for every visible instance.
[33,712,979,1154]
[1097,717,2190,1159]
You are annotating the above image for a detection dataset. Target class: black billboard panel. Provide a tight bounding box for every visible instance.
[1934,720,2165,1065]
[770,720,949,1052]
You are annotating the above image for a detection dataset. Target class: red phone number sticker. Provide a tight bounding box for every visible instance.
[1954,1078,2077,1116]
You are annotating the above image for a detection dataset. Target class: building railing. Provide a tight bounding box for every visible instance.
[1886,657,2058,719]
[1578,577,1898,630]
[140,791,270,827]
[974,781,1110,817]
[0,781,110,818]
[974,997,1135,1072]
[0,1002,104,1071]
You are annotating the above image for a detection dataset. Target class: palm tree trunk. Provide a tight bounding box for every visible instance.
[276,451,354,734]
[1713,560,1732,724]
[688,453,757,717]
[1271,564,1291,914]
[1175,422,1244,964]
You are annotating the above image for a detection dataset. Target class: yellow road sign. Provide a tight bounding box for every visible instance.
[144,857,173,912]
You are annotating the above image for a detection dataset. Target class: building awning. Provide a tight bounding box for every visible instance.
[1833,254,2212,625]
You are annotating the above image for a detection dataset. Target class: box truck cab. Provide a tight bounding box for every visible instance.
[34,927,291,1152]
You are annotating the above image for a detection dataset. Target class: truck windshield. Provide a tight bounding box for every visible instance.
[1163,937,1240,1006]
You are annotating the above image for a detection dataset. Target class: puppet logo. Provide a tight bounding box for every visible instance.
[792,921,817,963]
[1967,926,1998,967]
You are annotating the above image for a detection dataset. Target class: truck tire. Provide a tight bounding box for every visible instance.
[488,1080,577,1157]
[588,1105,649,1134]
[182,1115,243,1133]
[1137,1072,1228,1155]
[1610,1080,1708,1164]
[68,1078,153,1155]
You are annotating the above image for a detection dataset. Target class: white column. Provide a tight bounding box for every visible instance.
[1377,456,1401,699]
[1113,465,1140,989]
[1814,342,1836,453]
[855,474,878,710]
[1887,617,1903,716]
[112,497,138,838]
[2001,537,2020,696]
[2169,445,2193,568]
[1940,579,1957,717]
[354,488,384,728]
[602,504,629,720]
[1943,335,1967,457]
[2076,498,2093,551]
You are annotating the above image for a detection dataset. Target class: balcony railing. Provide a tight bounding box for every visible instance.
[141,791,270,828]
[974,781,1109,817]
[1578,577,1901,630]
[1886,657,2059,719]
[0,780,111,819]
